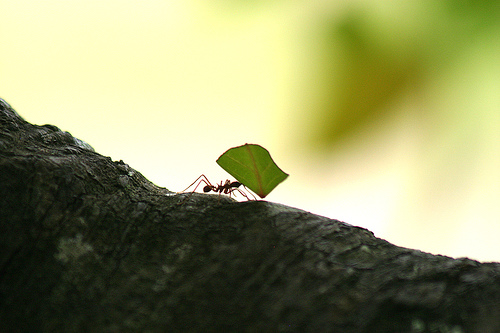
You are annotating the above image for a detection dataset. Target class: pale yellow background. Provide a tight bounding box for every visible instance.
[1,1,499,261]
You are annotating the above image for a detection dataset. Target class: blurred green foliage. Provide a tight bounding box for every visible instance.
[299,1,500,150]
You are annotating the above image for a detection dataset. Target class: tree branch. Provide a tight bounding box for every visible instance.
[1,98,499,332]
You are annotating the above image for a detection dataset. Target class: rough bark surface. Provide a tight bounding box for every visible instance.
[0,98,499,332]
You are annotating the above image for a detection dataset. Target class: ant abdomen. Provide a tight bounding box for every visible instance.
[230,182,241,188]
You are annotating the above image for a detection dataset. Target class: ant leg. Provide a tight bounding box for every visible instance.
[227,187,256,201]
[233,188,247,200]
[178,175,214,204]
[179,174,213,193]
[215,180,228,201]
[240,185,258,200]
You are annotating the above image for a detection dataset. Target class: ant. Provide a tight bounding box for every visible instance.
[179,174,256,202]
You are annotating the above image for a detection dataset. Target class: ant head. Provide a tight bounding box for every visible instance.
[203,185,212,192]
[230,181,241,188]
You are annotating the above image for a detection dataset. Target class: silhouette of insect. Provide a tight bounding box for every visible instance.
[179,174,256,201]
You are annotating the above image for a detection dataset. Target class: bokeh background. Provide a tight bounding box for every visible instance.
[1,1,498,261]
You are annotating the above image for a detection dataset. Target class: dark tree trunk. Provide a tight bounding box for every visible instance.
[1,98,499,332]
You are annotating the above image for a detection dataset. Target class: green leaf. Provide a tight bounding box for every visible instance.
[216,144,289,198]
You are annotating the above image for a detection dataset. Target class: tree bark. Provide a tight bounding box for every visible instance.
[1,98,499,332]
